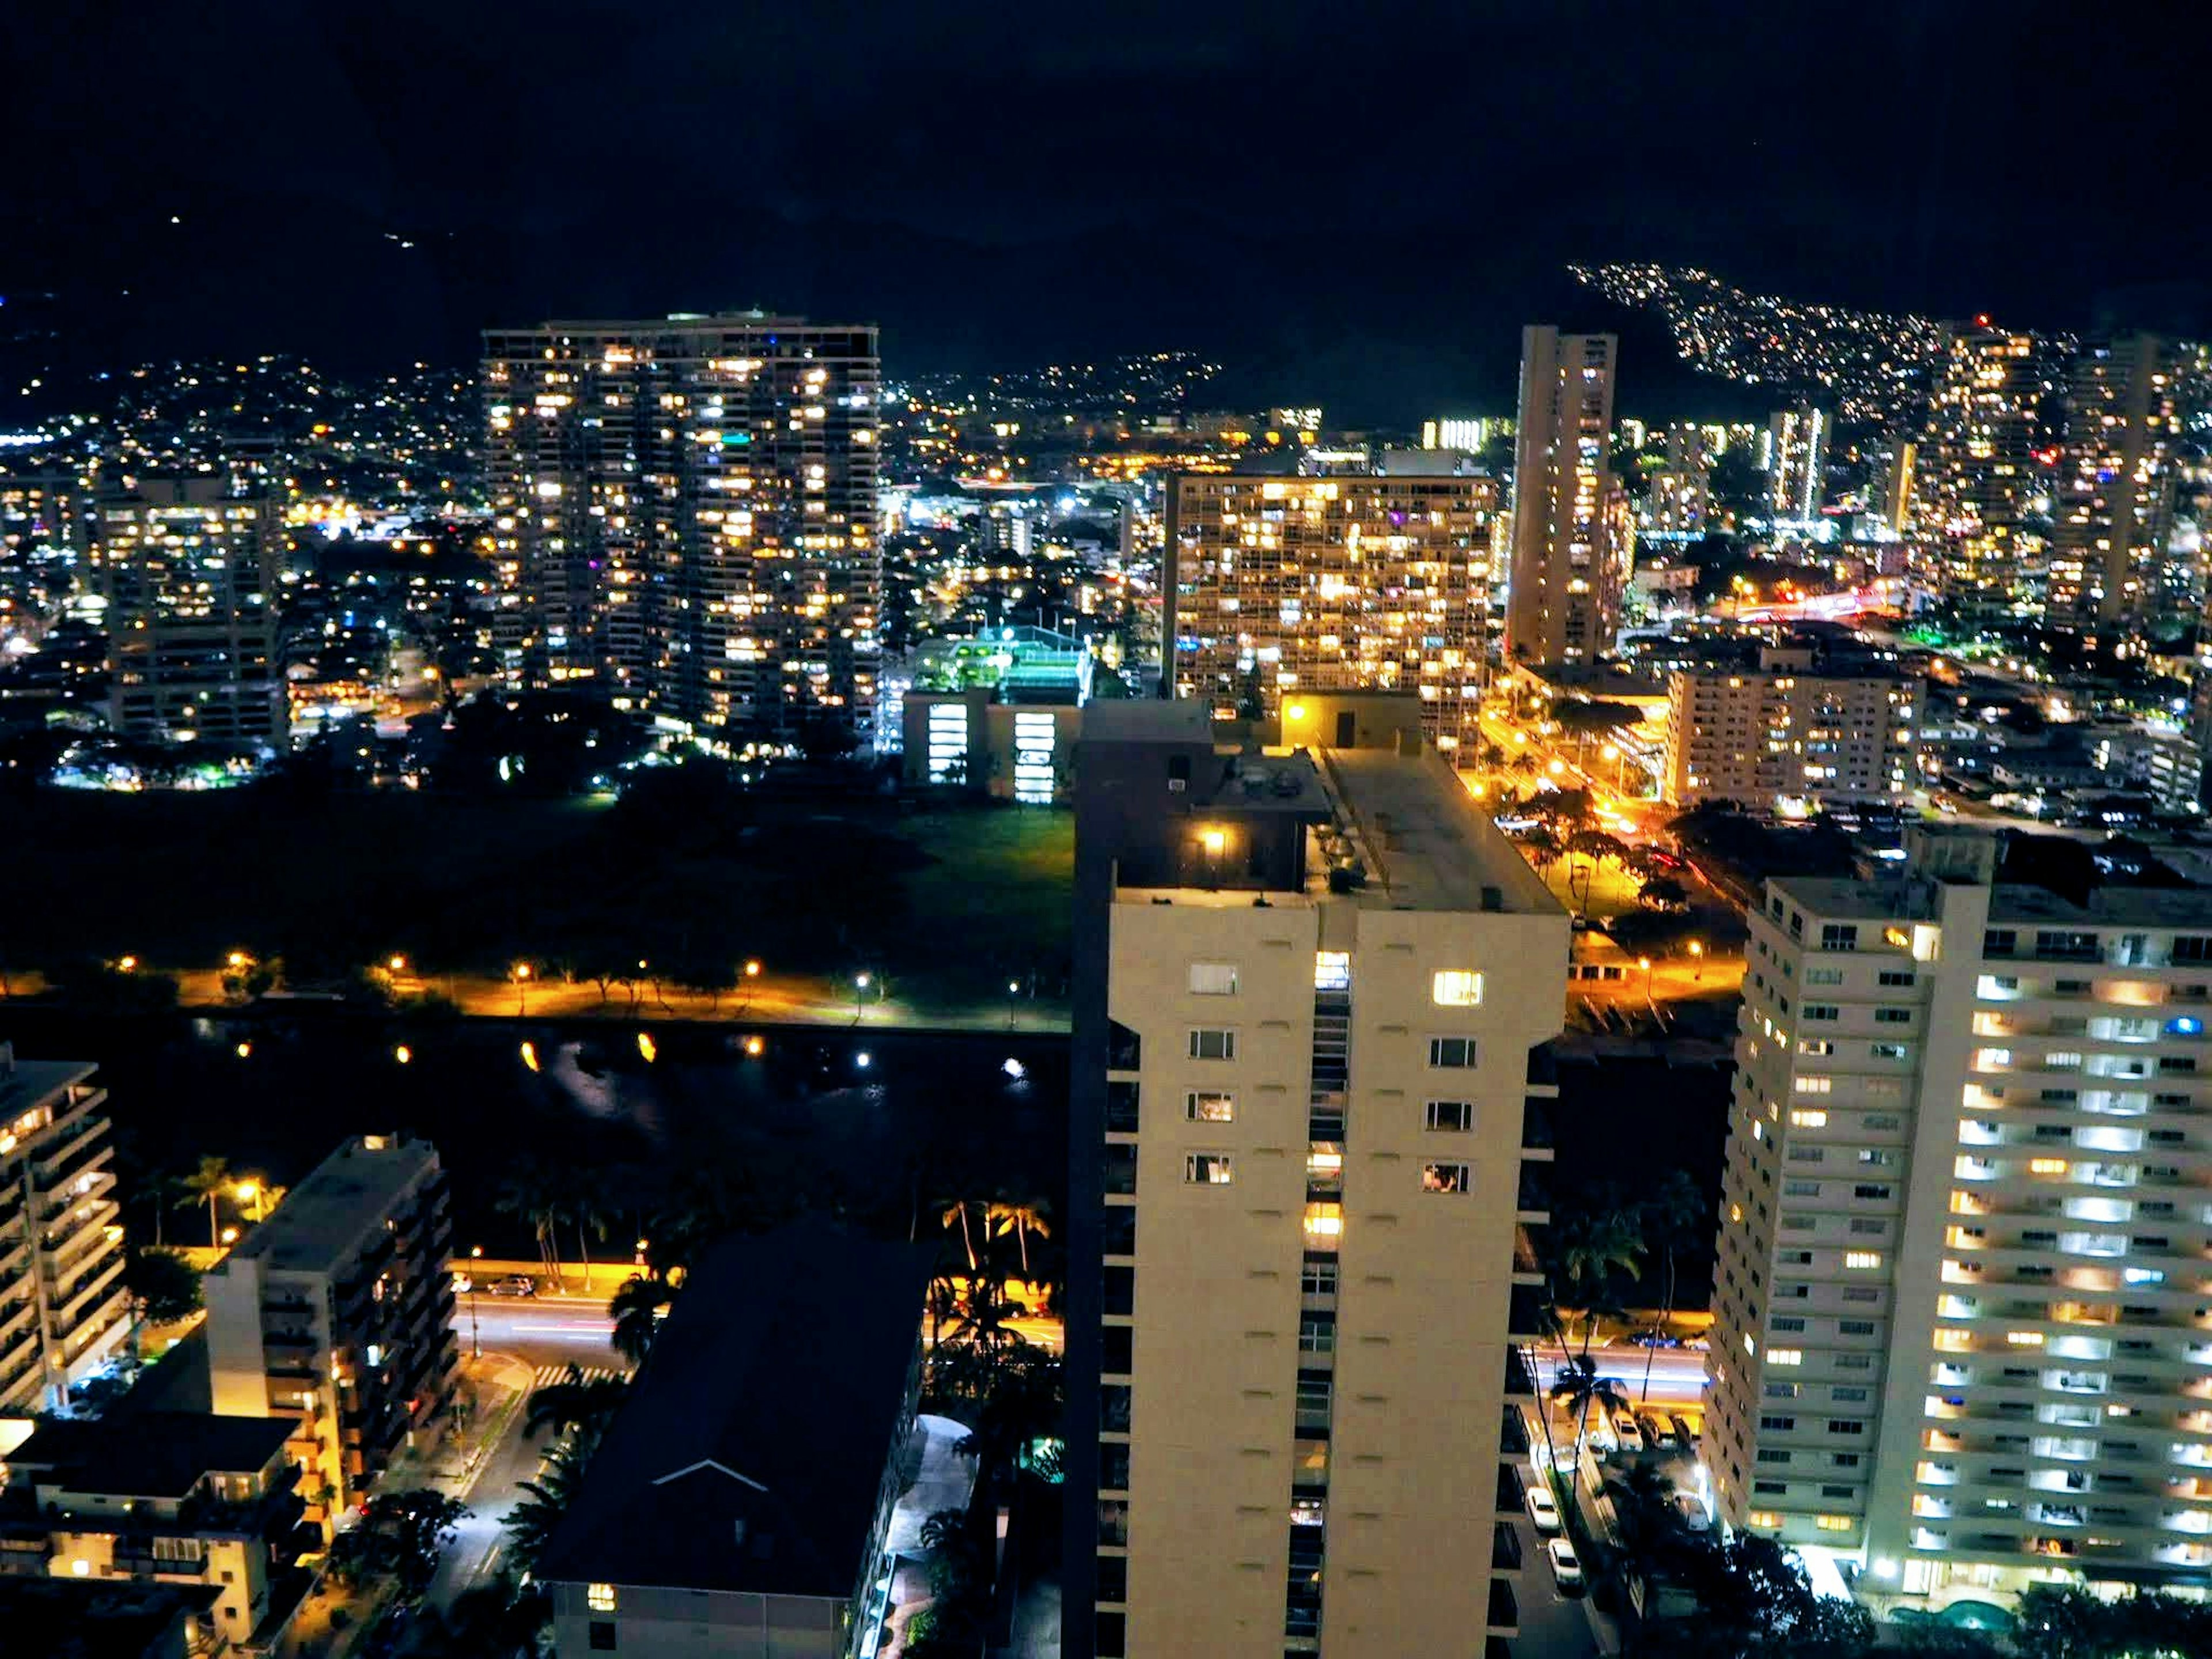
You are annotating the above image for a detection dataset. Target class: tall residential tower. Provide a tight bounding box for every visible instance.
[2046,334,2181,640]
[1709,828,2212,1611]
[482,314,881,741]
[1066,697,1569,1657]
[1507,327,1624,668]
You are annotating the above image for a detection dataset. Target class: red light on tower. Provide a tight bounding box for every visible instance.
[1974,313,1991,328]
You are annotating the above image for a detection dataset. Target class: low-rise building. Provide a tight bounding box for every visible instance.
[0,1578,222,1659]
[0,1412,308,1653]
[536,1221,936,1659]
[0,1048,131,1413]
[203,1135,454,1533]
[1663,647,1921,809]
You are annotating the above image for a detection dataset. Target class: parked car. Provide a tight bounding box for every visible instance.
[1611,1411,1645,1455]
[1669,1413,1701,1448]
[1525,1483,1562,1535]
[1624,1328,1681,1349]
[1547,1537,1585,1592]
[1638,1412,1673,1450]
[487,1274,538,1297]
[1673,1493,1714,1533]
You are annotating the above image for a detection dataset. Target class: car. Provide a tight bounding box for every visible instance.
[1624,1328,1681,1349]
[1547,1537,1585,1592]
[1637,1412,1672,1450]
[1524,1483,1562,1535]
[1611,1412,1645,1455]
[487,1274,538,1297]
[1673,1494,1714,1533]
[450,1272,474,1294]
[1669,1413,1701,1448]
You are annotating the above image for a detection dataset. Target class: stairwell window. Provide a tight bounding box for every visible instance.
[1189,1029,1236,1060]
[1431,970,1483,1006]
[1427,1036,1478,1069]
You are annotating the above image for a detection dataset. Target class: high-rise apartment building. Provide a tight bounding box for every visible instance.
[2046,335,2181,638]
[1507,327,1624,668]
[1709,828,2212,1612]
[1162,473,1498,756]
[482,315,881,741]
[1761,405,1831,522]
[1916,323,2063,619]
[1661,647,1921,809]
[1065,699,1569,1657]
[204,1134,454,1533]
[87,475,285,746]
[0,1050,131,1414]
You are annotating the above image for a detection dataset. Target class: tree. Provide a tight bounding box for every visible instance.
[608,1270,679,1368]
[1518,822,1563,877]
[504,1438,589,1577]
[524,1363,630,1441]
[495,1162,566,1289]
[329,1489,469,1597]
[1638,1170,1707,1402]
[560,1172,612,1290]
[938,1195,983,1273]
[1548,1353,1629,1484]
[125,1245,202,1324]
[1551,1201,1646,1355]
[986,1195,1052,1278]
[1638,875,1691,911]
[179,1156,233,1251]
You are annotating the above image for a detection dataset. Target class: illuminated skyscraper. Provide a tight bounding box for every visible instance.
[1915,321,2063,618]
[2046,335,2181,639]
[1761,404,1831,522]
[1162,472,1497,756]
[1507,327,1624,666]
[482,315,881,740]
[88,474,285,747]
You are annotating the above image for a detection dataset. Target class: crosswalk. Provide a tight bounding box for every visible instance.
[528,1364,624,1389]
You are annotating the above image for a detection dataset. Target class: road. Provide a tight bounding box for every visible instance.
[1530,1340,1711,1412]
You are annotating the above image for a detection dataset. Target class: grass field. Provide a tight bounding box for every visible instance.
[2,786,1076,1005]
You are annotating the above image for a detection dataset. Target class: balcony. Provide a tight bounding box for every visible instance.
[1487,1578,1519,1637]
[1493,1521,1524,1572]
[1521,1099,1555,1156]
[1516,1170,1553,1222]
[1503,1348,1535,1399]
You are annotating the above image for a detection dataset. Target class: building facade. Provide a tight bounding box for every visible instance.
[2046,334,2181,639]
[0,1051,131,1415]
[1709,830,2212,1613]
[1065,701,1568,1657]
[0,1412,307,1654]
[203,1135,454,1533]
[1161,472,1497,757]
[482,315,881,741]
[87,476,285,747]
[1661,648,1922,809]
[1915,324,2064,619]
[1507,327,1624,668]
[1762,405,1831,523]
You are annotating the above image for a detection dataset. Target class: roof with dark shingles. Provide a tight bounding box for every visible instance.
[5,1412,292,1499]
[536,1221,934,1600]
[0,1578,221,1659]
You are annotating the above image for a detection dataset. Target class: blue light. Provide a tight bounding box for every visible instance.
[2167,1017,2202,1037]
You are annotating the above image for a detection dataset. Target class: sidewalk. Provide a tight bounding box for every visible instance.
[377,1355,532,1502]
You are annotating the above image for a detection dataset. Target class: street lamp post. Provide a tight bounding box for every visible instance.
[1689,940,1705,981]
[512,962,532,1016]
[468,1246,483,1359]
[854,972,872,1023]
[1638,955,1654,1006]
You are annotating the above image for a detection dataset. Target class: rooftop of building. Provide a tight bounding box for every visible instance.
[536,1220,934,1601]
[1317,747,1562,916]
[5,1412,291,1499]
[486,313,870,341]
[224,1134,438,1275]
[0,1052,97,1119]
[0,1577,219,1658]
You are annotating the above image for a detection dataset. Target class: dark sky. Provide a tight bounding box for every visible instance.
[12,0,2208,421]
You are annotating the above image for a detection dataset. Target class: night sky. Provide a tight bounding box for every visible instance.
[13,0,2208,419]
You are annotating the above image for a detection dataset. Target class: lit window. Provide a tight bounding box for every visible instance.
[587,1584,617,1613]
[1421,1162,1471,1194]
[2006,1330,2046,1347]
[2029,1158,2068,1175]
[1844,1251,1883,1270]
[1185,1153,1234,1185]
[1188,961,1240,997]
[1770,1349,1804,1367]
[1748,1511,1782,1529]
[1185,1091,1234,1123]
[1313,952,1351,991]
[1790,1109,1828,1127]
[1302,1202,1343,1245]
[1431,970,1483,1007]
[1817,1515,1853,1532]
[1794,1076,1832,1096]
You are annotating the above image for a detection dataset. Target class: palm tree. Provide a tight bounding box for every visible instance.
[503,1437,589,1575]
[1550,1354,1631,1487]
[179,1156,232,1251]
[495,1164,565,1289]
[607,1271,678,1368]
[938,1195,982,1273]
[986,1195,1052,1279]
[926,1273,961,1355]
[524,1363,630,1441]
[563,1174,611,1293]
[1556,1204,1646,1357]
[1639,1170,1707,1400]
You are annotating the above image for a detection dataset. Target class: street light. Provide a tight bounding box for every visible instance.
[1638,955,1654,1003]
[1688,940,1705,981]
[511,961,532,1016]
[116,956,138,973]
[388,955,408,974]
[234,1179,262,1222]
[468,1245,483,1358]
[854,972,872,1022]
[226,950,250,970]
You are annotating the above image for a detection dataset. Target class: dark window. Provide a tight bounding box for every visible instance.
[1107,1021,1141,1070]
[1099,1443,1130,1491]
[1101,1325,1132,1376]
[1984,930,2017,957]
[1299,1311,1336,1353]
[1102,1209,1135,1257]
[589,1624,617,1652]
[1103,1145,1137,1197]
[1102,1384,1131,1433]
[1097,1555,1128,1604]
[1097,1611,1128,1656]
[1105,1080,1139,1134]
[1103,1265,1134,1318]
[2173,936,2212,964]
